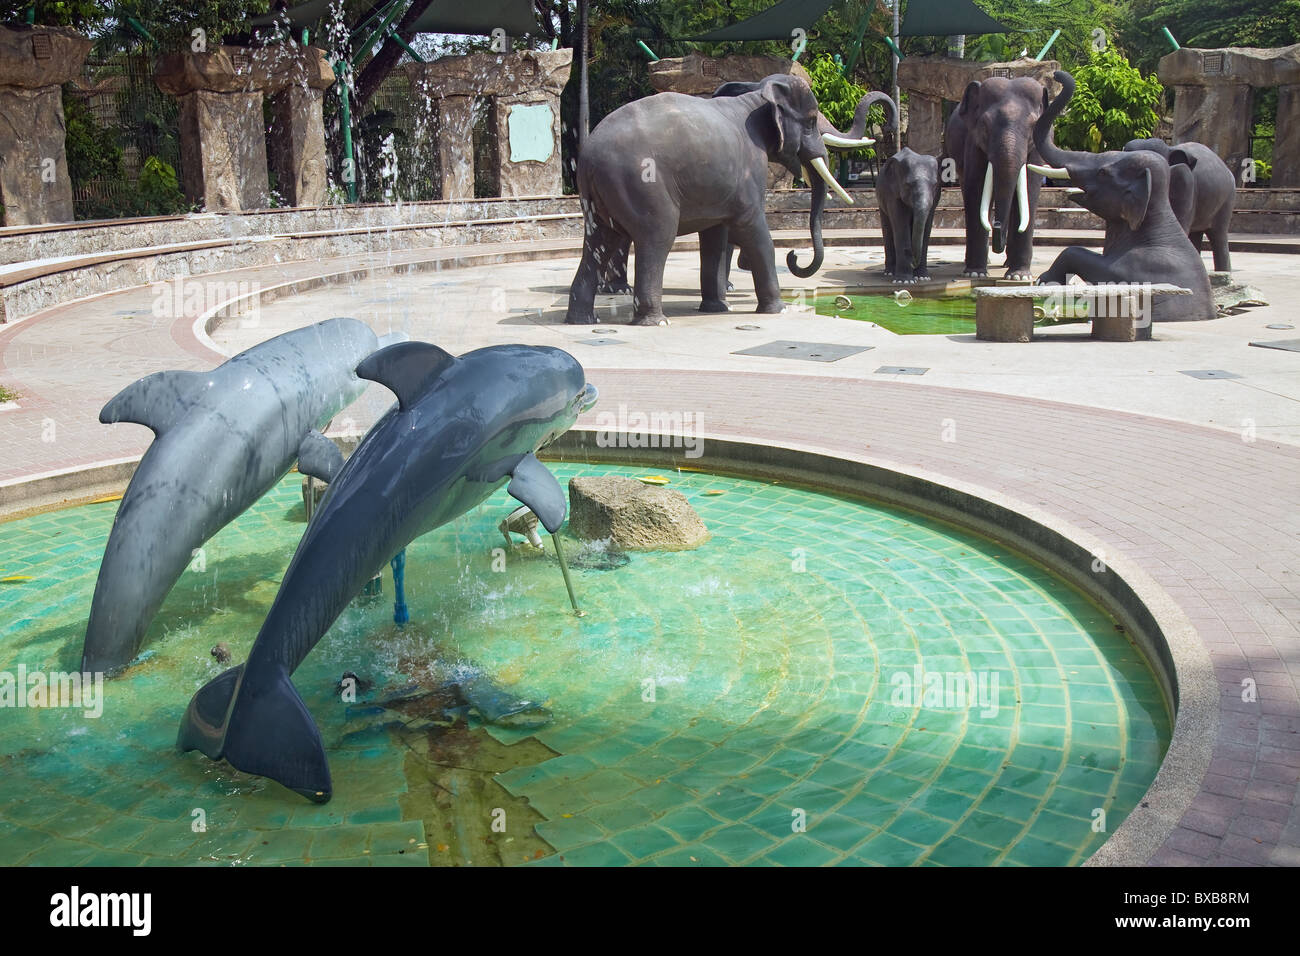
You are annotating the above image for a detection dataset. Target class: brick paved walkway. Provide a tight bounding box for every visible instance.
[0,247,1296,867]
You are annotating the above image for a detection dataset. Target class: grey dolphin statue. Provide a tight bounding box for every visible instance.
[82,317,406,674]
[177,341,598,802]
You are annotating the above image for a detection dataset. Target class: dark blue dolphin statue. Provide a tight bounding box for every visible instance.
[82,317,405,674]
[177,342,597,802]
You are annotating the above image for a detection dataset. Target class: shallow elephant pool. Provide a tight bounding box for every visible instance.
[0,461,1168,866]
[806,289,1090,335]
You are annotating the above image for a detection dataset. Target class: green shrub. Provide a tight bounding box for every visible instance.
[804,53,883,163]
[1052,48,1164,152]
[137,157,188,215]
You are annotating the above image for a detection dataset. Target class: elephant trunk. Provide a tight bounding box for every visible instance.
[787,173,827,278]
[986,134,1028,254]
[910,189,931,270]
[1032,70,1076,173]
[820,92,897,149]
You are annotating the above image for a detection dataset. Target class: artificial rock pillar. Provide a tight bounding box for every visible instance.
[412,49,572,200]
[904,94,945,157]
[1275,83,1300,188]
[263,48,334,207]
[156,45,333,211]
[0,26,92,226]
[437,95,476,200]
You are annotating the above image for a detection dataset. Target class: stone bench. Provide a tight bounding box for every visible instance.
[973,283,1194,342]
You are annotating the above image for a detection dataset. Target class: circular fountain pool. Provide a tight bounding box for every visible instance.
[0,462,1168,866]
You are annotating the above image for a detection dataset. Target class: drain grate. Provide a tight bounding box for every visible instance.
[1178,369,1242,379]
[575,337,625,347]
[875,366,930,375]
[1265,324,1295,331]
[1249,339,1300,353]
[732,340,872,363]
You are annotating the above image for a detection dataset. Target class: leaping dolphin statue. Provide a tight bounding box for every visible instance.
[178,341,598,802]
[82,317,406,674]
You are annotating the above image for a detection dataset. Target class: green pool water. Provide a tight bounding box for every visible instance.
[808,292,1089,336]
[0,462,1169,866]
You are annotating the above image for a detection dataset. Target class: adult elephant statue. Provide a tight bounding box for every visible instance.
[565,74,871,326]
[1123,137,1236,272]
[1030,74,1214,322]
[945,76,1050,280]
[877,147,940,284]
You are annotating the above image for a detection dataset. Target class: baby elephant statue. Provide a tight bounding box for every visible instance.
[566,74,874,326]
[1031,71,1214,322]
[876,147,941,284]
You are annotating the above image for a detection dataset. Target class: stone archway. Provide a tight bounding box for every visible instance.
[1158,44,1300,187]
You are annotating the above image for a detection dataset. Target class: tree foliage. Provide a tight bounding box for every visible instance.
[1050,47,1164,151]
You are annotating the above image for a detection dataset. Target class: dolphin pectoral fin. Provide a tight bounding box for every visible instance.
[297,429,344,483]
[459,674,553,730]
[507,453,567,533]
[355,341,456,410]
[100,369,207,435]
[182,664,332,803]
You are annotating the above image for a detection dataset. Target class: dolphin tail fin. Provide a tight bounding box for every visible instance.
[178,663,333,803]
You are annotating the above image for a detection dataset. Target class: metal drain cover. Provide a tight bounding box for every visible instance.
[576,337,625,347]
[1265,324,1294,330]
[592,328,619,334]
[875,366,930,375]
[1178,369,1242,379]
[1249,339,1300,352]
[732,340,872,362]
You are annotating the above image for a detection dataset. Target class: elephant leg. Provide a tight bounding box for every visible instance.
[1207,215,1232,272]
[960,168,990,277]
[598,234,632,294]
[1002,182,1037,280]
[1188,230,1205,256]
[892,206,915,284]
[880,212,897,277]
[566,232,605,324]
[699,225,731,313]
[730,217,783,314]
[630,228,675,326]
[1037,246,1125,285]
[725,244,736,292]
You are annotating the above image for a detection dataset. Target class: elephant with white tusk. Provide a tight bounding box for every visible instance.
[565,74,865,326]
[944,75,1051,280]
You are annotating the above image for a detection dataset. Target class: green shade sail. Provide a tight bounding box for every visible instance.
[899,0,1010,37]
[687,0,838,42]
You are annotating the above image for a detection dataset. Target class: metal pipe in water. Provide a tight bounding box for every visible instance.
[549,533,584,617]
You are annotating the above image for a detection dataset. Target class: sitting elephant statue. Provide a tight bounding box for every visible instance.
[1030,72,1214,322]
[944,75,1052,280]
[1123,137,1236,272]
[876,147,940,284]
[565,74,873,326]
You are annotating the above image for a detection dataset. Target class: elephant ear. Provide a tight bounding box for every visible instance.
[1122,166,1153,231]
[712,81,760,98]
[760,82,787,157]
[957,81,982,123]
[1168,147,1197,170]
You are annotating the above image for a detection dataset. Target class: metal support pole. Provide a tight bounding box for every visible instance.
[334,60,357,203]
[1035,28,1061,61]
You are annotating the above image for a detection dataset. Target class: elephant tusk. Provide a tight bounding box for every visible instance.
[1065,187,1084,195]
[1016,164,1030,234]
[811,156,854,205]
[822,133,875,149]
[1028,162,1070,180]
[978,164,993,234]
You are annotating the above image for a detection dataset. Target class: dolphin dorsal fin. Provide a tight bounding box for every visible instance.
[355,341,456,410]
[99,369,209,435]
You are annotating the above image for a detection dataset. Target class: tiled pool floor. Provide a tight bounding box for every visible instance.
[0,463,1169,865]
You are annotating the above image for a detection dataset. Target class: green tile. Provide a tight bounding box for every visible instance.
[762,837,842,867]
[926,836,1003,867]
[853,832,927,866]
[608,824,681,860]
[656,806,724,841]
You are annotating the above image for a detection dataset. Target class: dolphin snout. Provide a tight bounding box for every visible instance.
[577,383,598,414]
